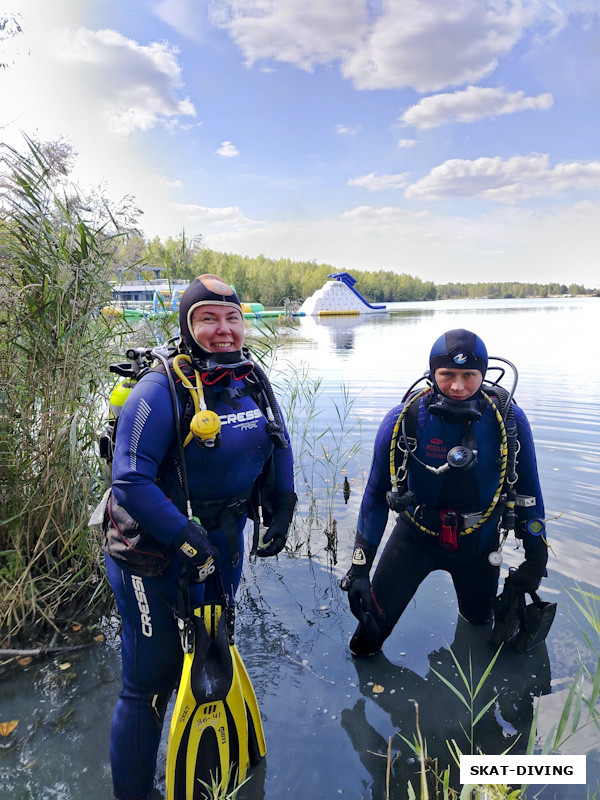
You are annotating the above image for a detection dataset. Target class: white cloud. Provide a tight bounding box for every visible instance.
[347,172,409,191]
[201,200,600,286]
[3,16,198,228]
[336,124,362,135]
[216,140,240,157]
[51,28,195,135]
[398,138,418,149]
[154,175,184,189]
[212,0,563,92]
[153,0,207,41]
[401,86,554,128]
[405,154,600,202]
[172,203,254,226]
[344,0,535,91]
[214,0,368,71]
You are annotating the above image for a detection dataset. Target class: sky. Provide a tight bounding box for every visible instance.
[2,0,600,287]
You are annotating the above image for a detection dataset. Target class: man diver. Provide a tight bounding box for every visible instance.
[343,328,548,657]
[103,275,296,800]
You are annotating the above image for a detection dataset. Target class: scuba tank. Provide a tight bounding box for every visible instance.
[98,344,177,487]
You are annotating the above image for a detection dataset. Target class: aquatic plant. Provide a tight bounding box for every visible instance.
[273,362,362,559]
[196,764,249,799]
[1,138,125,637]
[397,589,600,799]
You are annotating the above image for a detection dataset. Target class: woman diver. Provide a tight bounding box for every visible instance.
[342,328,548,657]
[103,274,296,800]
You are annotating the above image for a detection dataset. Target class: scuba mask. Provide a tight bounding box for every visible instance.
[194,350,255,385]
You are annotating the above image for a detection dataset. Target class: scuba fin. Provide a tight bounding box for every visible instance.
[166,601,266,799]
[489,582,521,647]
[231,644,267,764]
[490,584,556,652]
[511,592,557,652]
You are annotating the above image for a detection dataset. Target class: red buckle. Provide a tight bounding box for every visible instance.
[440,509,458,551]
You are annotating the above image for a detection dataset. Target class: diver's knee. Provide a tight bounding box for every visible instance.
[148,690,172,730]
[458,608,493,626]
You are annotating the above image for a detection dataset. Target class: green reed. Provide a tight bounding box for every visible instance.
[395,587,600,799]
[1,139,123,638]
[272,361,362,560]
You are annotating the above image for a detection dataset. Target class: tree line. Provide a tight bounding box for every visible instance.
[112,234,596,305]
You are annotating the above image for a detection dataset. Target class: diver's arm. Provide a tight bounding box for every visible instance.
[343,406,399,620]
[255,408,297,557]
[110,372,189,546]
[356,406,401,549]
[271,415,295,496]
[509,405,548,587]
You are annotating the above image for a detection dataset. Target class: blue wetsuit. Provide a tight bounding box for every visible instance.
[104,367,294,800]
[354,393,547,648]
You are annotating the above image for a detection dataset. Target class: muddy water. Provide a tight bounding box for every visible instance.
[2,298,598,799]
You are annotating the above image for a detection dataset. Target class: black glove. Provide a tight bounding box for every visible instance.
[173,519,220,581]
[505,562,542,595]
[340,540,377,623]
[255,491,297,558]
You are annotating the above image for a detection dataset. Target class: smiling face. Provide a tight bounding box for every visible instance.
[434,367,483,400]
[191,304,245,353]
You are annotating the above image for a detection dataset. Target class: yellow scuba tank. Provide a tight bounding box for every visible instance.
[108,380,136,421]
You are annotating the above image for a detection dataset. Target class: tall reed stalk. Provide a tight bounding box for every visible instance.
[274,362,361,558]
[1,140,120,638]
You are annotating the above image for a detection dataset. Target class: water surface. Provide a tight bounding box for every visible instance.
[2,298,598,798]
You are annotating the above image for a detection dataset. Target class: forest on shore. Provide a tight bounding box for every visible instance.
[112,234,597,306]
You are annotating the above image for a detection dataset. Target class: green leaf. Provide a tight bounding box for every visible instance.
[554,669,582,749]
[542,722,557,755]
[447,645,472,695]
[572,676,583,733]
[526,695,541,755]
[430,667,471,710]
[473,694,499,727]
[473,645,503,699]
[588,652,600,715]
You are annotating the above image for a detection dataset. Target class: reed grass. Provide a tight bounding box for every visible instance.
[1,139,123,638]
[196,764,249,799]
[274,362,361,559]
[395,588,600,799]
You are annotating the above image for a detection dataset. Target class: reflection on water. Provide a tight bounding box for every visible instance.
[3,299,599,799]
[341,619,551,799]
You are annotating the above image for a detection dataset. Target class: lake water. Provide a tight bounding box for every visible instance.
[1,297,599,799]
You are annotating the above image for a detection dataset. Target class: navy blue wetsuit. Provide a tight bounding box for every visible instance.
[104,368,294,800]
[355,393,547,649]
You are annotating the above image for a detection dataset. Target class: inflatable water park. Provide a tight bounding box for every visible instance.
[101,271,386,320]
[298,272,386,316]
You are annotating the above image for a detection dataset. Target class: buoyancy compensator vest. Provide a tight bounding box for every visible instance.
[95,338,288,574]
[385,357,535,550]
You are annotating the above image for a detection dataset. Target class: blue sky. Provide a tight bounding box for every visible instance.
[4,0,600,286]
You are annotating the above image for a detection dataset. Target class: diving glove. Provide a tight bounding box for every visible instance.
[255,491,297,558]
[340,539,377,623]
[504,561,542,595]
[173,519,219,581]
